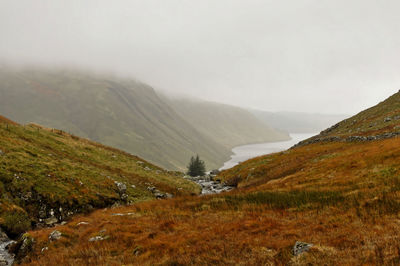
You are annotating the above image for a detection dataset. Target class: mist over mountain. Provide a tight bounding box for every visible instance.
[0,66,288,171]
[162,95,289,148]
[250,109,349,134]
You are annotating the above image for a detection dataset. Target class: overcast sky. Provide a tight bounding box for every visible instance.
[0,0,399,114]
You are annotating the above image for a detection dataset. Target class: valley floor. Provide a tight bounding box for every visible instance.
[19,137,400,265]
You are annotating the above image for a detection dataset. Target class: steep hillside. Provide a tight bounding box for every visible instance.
[295,90,400,147]
[22,139,400,265]
[0,116,200,237]
[20,91,400,265]
[250,109,347,133]
[166,97,290,149]
[0,67,230,170]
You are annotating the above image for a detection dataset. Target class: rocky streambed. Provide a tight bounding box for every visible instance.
[0,230,15,266]
[184,173,234,195]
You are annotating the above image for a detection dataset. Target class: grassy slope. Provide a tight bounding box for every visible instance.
[21,92,400,265]
[0,116,200,236]
[306,90,400,139]
[0,68,231,171]
[167,98,290,149]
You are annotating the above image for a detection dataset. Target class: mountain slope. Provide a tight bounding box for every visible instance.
[0,67,230,170]
[21,91,400,265]
[295,90,400,147]
[250,109,347,133]
[166,97,290,149]
[0,115,200,237]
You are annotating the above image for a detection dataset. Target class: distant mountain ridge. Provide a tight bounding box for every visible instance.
[0,67,288,170]
[162,96,289,149]
[250,109,348,133]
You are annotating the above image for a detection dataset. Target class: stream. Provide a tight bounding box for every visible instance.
[186,133,316,195]
[0,236,15,266]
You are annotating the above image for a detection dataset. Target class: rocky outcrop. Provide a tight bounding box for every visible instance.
[8,233,34,263]
[114,181,128,202]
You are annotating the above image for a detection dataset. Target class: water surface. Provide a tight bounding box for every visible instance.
[220,133,317,170]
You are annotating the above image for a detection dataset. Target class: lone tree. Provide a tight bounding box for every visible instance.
[187,154,206,177]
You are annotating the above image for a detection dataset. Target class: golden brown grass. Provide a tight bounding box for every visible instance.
[19,137,400,265]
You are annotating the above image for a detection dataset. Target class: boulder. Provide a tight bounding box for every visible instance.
[114,181,127,194]
[293,241,313,256]
[0,230,8,242]
[49,230,62,241]
[44,217,58,226]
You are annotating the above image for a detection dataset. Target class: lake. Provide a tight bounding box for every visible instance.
[219,133,317,170]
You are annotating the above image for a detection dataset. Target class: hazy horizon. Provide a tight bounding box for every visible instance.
[1,0,399,114]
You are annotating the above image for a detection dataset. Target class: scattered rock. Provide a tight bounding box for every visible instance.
[210,169,220,175]
[0,150,4,156]
[77,222,90,226]
[384,117,392,122]
[0,230,8,243]
[114,181,127,194]
[49,230,62,241]
[111,212,136,216]
[44,217,58,226]
[154,193,166,199]
[293,241,313,256]
[147,186,156,193]
[88,235,109,242]
[0,255,7,266]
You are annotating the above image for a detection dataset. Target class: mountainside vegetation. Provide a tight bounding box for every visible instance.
[17,93,400,265]
[0,115,200,237]
[0,67,288,171]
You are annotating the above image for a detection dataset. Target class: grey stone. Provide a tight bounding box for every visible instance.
[210,169,220,175]
[114,181,127,194]
[0,255,7,266]
[154,193,166,199]
[44,217,58,226]
[88,235,109,242]
[293,241,313,256]
[49,230,62,241]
